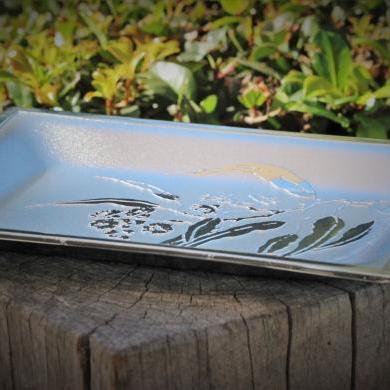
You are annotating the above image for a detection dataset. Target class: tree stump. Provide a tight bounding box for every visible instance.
[0,249,389,390]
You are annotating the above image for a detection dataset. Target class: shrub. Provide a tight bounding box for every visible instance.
[1,0,390,139]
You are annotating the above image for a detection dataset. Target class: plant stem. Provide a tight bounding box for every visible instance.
[105,99,113,115]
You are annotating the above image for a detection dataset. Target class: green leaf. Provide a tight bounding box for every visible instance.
[238,90,266,109]
[281,70,306,88]
[372,83,390,100]
[200,94,218,113]
[178,28,227,62]
[237,59,281,79]
[106,38,133,63]
[140,2,168,36]
[275,73,305,103]
[304,76,338,98]
[8,48,33,75]
[141,18,168,36]
[355,112,390,139]
[79,4,109,49]
[348,64,373,96]
[301,15,320,38]
[250,44,277,61]
[88,67,120,101]
[272,12,295,33]
[313,30,352,91]
[148,62,197,101]
[332,95,358,106]
[220,0,250,15]
[0,70,17,83]
[334,40,351,90]
[35,83,59,106]
[303,76,344,104]
[357,125,388,139]
[273,57,291,73]
[358,81,390,105]
[208,16,242,29]
[6,81,33,108]
[119,105,140,117]
[286,101,350,128]
[105,0,117,16]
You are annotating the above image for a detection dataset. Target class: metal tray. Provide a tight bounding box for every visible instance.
[0,108,389,282]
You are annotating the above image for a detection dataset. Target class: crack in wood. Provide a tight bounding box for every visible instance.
[239,313,256,390]
[285,305,292,390]
[349,293,357,390]
[4,299,15,390]
[317,280,358,390]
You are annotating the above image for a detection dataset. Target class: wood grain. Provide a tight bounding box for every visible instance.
[0,250,389,389]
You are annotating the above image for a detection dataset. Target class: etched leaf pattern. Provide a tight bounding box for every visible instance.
[63,195,376,258]
[182,221,285,248]
[258,234,298,254]
[285,217,345,255]
[322,221,374,248]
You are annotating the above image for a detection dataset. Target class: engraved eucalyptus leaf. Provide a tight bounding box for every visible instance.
[286,216,345,255]
[323,221,374,248]
[187,221,285,248]
[184,218,221,241]
[193,218,222,239]
[258,234,298,254]
[162,234,185,246]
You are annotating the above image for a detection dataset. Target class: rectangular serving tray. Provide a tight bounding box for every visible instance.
[0,108,389,282]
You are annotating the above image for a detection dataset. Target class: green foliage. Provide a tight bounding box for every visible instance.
[147,61,197,102]
[239,89,266,109]
[220,0,251,16]
[177,28,228,62]
[354,112,390,139]
[200,94,218,114]
[312,30,352,91]
[0,0,390,139]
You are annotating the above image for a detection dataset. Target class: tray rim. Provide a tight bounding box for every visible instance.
[0,229,388,283]
[1,108,389,283]
[2,107,390,146]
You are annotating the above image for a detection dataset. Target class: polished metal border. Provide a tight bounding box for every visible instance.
[0,229,386,282]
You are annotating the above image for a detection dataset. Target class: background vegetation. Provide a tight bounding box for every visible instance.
[1,0,390,139]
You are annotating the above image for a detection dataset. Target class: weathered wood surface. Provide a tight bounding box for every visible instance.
[0,250,389,390]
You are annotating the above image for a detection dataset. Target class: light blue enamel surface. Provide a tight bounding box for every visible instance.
[1,108,390,279]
